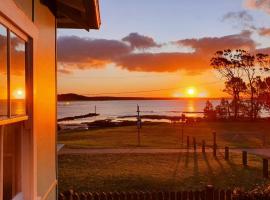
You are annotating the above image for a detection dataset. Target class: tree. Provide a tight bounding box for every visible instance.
[211,49,243,80]
[237,50,257,119]
[215,98,230,119]
[256,77,270,113]
[223,77,246,119]
[211,50,246,119]
[203,100,216,120]
[211,49,270,120]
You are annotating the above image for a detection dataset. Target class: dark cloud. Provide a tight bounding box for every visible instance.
[222,11,255,30]
[122,32,160,49]
[57,36,132,69]
[57,31,258,74]
[175,31,256,55]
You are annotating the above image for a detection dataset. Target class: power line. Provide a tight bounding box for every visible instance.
[82,80,223,96]
[59,74,180,80]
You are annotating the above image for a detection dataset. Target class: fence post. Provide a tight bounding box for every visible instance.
[213,132,217,157]
[225,147,229,160]
[170,191,176,200]
[65,190,74,200]
[242,151,247,166]
[219,190,225,200]
[176,191,181,200]
[263,158,269,178]
[158,191,163,200]
[58,193,65,200]
[202,140,205,154]
[188,191,194,200]
[93,192,100,200]
[187,136,190,149]
[99,192,106,200]
[205,185,214,200]
[213,132,216,146]
[194,191,200,200]
[213,144,217,157]
[182,191,188,200]
[226,189,232,200]
[193,137,196,151]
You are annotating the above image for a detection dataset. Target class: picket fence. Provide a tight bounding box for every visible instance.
[58,186,268,200]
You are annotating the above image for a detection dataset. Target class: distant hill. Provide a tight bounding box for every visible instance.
[58,93,219,101]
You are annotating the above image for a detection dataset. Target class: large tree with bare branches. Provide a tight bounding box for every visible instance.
[211,49,270,120]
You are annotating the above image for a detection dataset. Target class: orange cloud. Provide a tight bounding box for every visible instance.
[115,52,207,73]
[245,0,270,14]
[258,27,270,36]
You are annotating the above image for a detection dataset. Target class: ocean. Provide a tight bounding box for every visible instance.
[57,99,220,124]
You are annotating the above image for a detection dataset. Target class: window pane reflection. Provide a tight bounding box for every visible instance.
[3,123,22,199]
[0,25,8,118]
[10,32,26,116]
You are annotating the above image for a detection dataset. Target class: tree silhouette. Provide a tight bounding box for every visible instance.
[211,49,270,120]
[215,98,230,119]
[203,100,216,120]
[223,77,246,119]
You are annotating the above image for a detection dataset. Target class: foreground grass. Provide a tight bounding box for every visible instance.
[58,121,270,148]
[58,152,269,193]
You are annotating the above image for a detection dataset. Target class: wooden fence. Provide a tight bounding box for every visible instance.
[185,132,270,178]
[59,187,270,200]
[59,186,233,200]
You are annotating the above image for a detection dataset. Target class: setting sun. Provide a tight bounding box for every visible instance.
[186,87,196,97]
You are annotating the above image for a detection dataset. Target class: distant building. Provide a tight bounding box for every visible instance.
[0,1,100,199]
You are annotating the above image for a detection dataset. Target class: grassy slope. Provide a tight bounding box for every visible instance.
[58,152,269,192]
[58,121,270,149]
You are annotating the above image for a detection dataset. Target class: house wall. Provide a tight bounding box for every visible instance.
[33,1,57,199]
[12,0,57,199]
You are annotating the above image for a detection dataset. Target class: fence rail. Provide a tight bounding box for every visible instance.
[59,188,270,200]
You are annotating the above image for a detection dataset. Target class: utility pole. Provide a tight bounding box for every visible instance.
[181,114,186,147]
[137,104,141,146]
[94,105,97,114]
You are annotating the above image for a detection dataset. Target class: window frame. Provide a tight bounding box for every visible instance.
[0,20,29,125]
[0,2,38,199]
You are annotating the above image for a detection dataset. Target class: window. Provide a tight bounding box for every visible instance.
[0,23,26,119]
[0,22,29,200]
[3,123,22,200]
[0,25,8,119]
[10,32,26,116]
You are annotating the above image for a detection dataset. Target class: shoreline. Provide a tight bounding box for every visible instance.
[58,115,270,132]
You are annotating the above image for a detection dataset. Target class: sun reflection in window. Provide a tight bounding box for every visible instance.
[13,89,25,99]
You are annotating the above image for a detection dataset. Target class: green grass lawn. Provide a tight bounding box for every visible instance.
[58,121,270,149]
[58,152,269,193]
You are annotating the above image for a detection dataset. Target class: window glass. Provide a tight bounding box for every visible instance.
[3,123,22,199]
[0,25,8,118]
[10,32,26,116]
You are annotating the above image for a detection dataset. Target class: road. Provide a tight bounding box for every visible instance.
[59,147,270,158]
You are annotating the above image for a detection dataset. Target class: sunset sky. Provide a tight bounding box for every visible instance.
[57,0,270,98]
